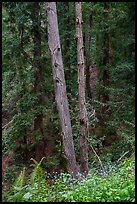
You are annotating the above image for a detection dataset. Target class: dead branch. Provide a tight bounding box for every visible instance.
[2,120,13,130]
[93,99,108,107]
[114,150,130,166]
[89,142,108,176]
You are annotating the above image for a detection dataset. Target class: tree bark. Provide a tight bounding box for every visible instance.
[15,62,29,162]
[76,2,89,175]
[46,2,78,177]
[85,14,92,98]
[89,61,99,100]
[102,2,110,115]
[31,2,46,158]
[62,2,71,86]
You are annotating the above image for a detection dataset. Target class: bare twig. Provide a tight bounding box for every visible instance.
[2,120,13,130]
[124,120,135,127]
[89,143,108,176]
[114,104,123,114]
[114,150,130,166]
[90,109,95,117]
[93,99,108,107]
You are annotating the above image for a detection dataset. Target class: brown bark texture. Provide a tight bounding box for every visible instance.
[102,2,110,114]
[76,2,89,175]
[85,14,92,98]
[89,61,99,100]
[31,2,46,142]
[46,2,79,177]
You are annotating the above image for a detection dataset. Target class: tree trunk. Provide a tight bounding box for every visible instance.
[31,2,46,159]
[85,14,92,98]
[76,2,89,175]
[46,2,78,177]
[96,33,102,102]
[89,61,99,100]
[102,2,110,115]
[62,2,71,91]
[15,63,29,162]
[32,2,44,136]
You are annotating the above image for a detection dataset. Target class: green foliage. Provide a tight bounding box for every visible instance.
[2,2,53,160]
[2,2,135,201]
[3,165,23,184]
[14,167,25,188]
[42,156,60,172]
[4,156,135,202]
[5,158,48,202]
[2,163,25,202]
[7,168,26,202]
[30,158,46,187]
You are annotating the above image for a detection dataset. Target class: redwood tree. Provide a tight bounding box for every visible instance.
[31,3,46,159]
[46,2,79,177]
[101,2,110,115]
[76,2,89,175]
[85,14,92,98]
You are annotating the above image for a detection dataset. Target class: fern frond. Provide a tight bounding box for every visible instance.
[14,167,26,188]
[30,157,46,187]
[30,158,38,166]
[38,157,46,166]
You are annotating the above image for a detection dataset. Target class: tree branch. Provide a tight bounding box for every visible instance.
[88,142,108,176]
[2,120,13,130]
[93,99,108,107]
[114,150,130,166]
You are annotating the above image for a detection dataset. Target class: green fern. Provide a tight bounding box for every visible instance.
[30,157,46,188]
[7,167,27,202]
[14,167,26,189]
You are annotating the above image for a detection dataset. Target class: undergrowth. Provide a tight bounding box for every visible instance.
[3,155,135,202]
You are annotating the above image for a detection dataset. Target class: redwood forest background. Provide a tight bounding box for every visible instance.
[2,2,135,202]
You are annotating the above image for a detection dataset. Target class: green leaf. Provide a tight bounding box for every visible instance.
[23,192,32,199]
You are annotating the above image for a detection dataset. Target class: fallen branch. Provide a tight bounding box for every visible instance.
[93,99,108,107]
[114,150,130,166]
[2,120,13,130]
[89,142,108,176]
[90,109,95,117]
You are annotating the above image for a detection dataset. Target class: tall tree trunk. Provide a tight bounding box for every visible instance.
[85,14,92,98]
[89,61,99,100]
[76,2,89,175]
[96,33,101,102]
[15,62,28,162]
[46,2,78,177]
[62,2,71,92]
[102,2,110,115]
[31,2,46,157]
